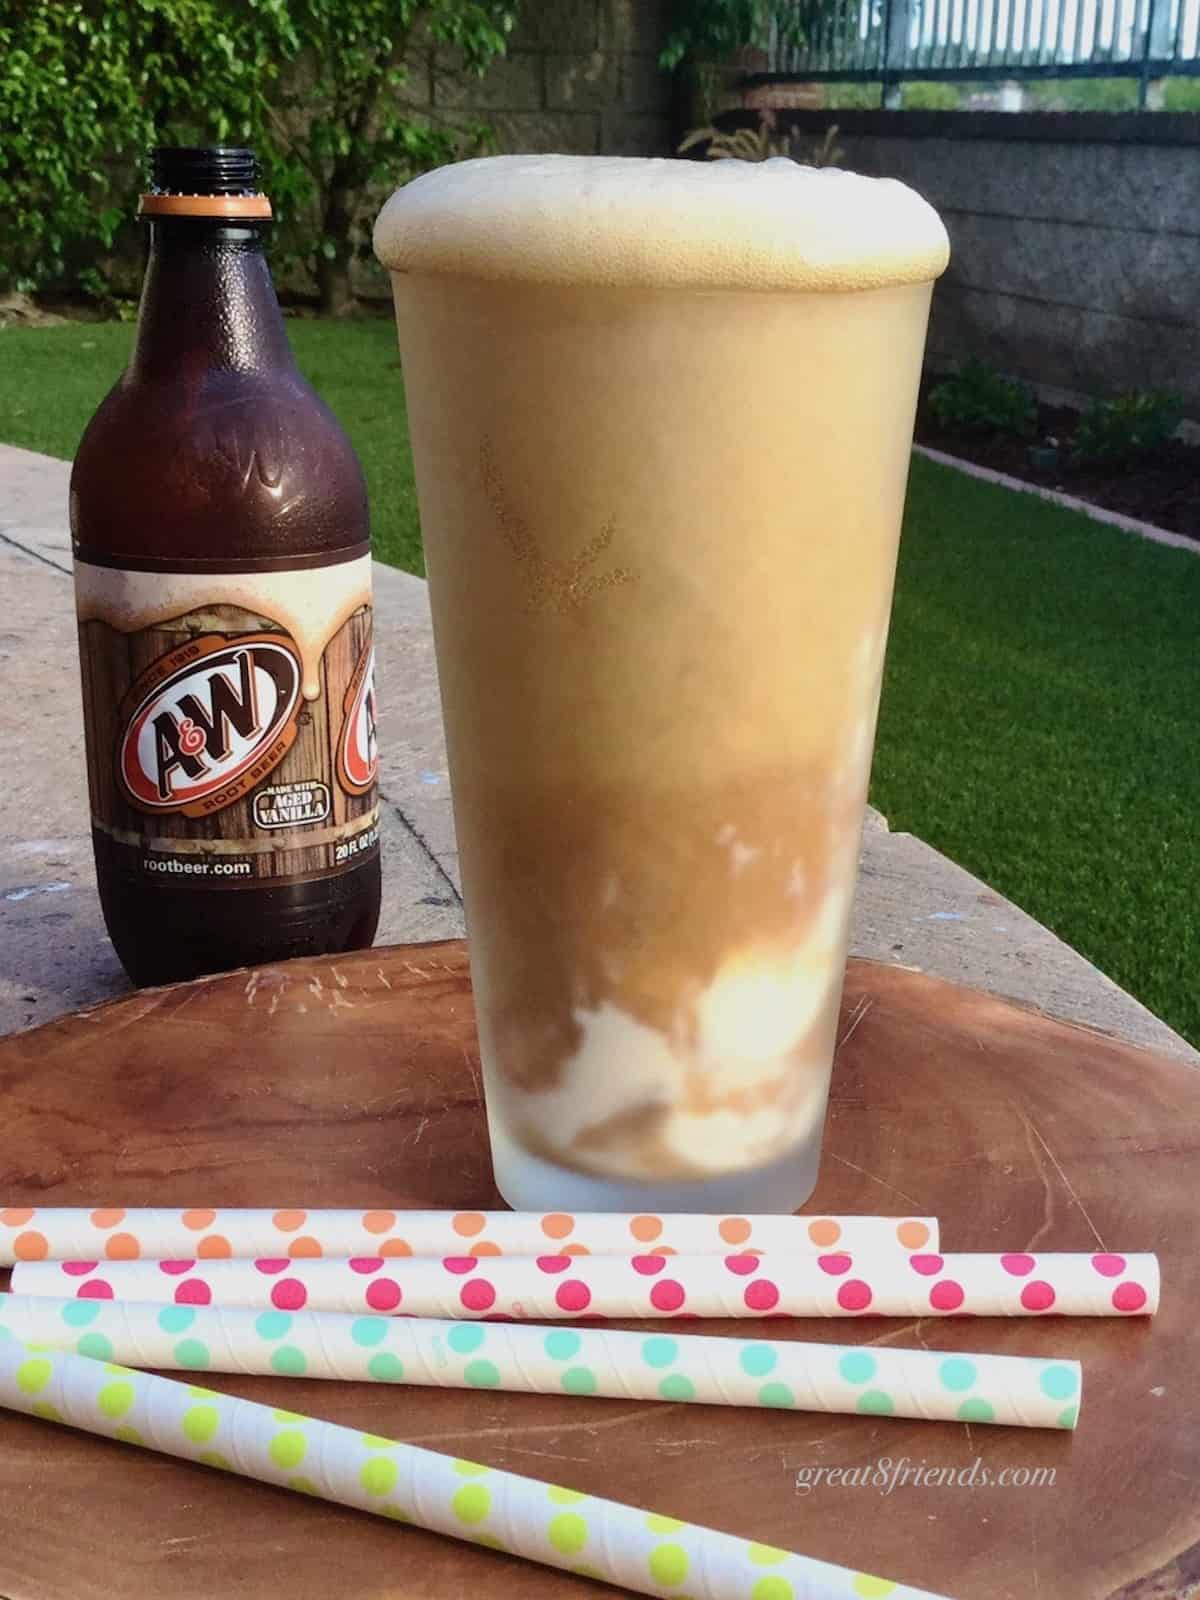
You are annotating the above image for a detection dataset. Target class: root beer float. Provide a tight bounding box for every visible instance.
[72,147,380,984]
[376,155,948,1211]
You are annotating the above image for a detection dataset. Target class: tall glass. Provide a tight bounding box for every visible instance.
[376,156,948,1212]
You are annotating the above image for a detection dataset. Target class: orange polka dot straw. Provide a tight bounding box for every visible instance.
[0,1210,939,1265]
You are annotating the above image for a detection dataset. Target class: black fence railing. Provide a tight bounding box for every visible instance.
[755,0,1200,103]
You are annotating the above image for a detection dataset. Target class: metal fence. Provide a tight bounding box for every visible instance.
[758,0,1200,98]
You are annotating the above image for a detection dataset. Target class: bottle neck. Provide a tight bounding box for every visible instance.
[131,219,295,381]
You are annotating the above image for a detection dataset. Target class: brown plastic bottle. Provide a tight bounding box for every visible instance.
[71,146,381,985]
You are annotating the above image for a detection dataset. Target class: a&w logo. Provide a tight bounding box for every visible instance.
[117,632,302,817]
[336,638,378,796]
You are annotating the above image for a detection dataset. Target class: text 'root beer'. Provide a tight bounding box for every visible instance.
[71,146,381,984]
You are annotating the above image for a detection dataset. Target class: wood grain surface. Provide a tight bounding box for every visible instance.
[0,941,1195,1600]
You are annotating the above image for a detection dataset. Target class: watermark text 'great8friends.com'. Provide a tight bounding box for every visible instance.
[796,1458,1057,1497]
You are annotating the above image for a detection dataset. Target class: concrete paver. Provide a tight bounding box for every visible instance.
[1,442,1193,1064]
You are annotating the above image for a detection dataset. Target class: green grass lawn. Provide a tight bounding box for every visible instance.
[877,457,1198,1047]
[0,317,422,572]
[3,319,1197,1045]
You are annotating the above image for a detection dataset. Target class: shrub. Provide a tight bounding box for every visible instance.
[928,360,1038,439]
[901,82,963,110]
[0,1,517,314]
[1073,391,1183,466]
[678,111,843,167]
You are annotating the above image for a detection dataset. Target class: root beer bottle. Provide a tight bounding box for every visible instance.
[71,146,381,984]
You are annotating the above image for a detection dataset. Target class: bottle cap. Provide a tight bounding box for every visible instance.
[139,146,272,219]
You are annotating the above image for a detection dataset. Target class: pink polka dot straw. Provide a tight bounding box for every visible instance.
[11,1250,1159,1319]
[0,1336,954,1600]
[0,1206,938,1265]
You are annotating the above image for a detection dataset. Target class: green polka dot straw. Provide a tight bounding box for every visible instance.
[0,1295,1080,1429]
[0,1334,952,1599]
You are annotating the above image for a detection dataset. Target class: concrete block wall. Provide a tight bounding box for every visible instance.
[339,0,675,299]
[418,0,676,158]
[751,109,1200,414]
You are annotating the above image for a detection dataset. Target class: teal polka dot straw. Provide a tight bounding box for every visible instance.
[0,1295,1081,1429]
[0,1334,951,1599]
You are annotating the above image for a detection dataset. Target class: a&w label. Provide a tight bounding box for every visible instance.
[118,634,303,815]
[336,640,378,796]
[75,555,378,886]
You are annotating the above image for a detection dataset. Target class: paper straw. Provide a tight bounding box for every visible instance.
[0,1294,1081,1428]
[0,1207,937,1265]
[0,1337,952,1600]
[13,1250,1158,1319]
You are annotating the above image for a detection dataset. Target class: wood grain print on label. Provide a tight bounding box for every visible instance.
[78,597,378,886]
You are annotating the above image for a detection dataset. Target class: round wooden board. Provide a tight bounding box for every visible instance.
[0,942,1194,1600]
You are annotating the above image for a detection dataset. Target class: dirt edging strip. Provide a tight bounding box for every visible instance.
[913,444,1199,558]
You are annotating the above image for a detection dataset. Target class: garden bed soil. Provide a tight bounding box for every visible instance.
[915,380,1200,543]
